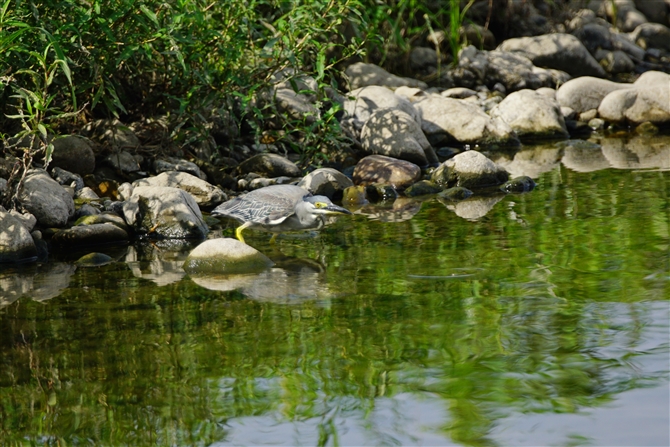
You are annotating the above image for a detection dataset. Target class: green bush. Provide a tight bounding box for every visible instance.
[0,0,476,182]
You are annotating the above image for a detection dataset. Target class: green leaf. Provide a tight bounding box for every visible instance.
[43,142,54,169]
[139,5,159,26]
[37,123,47,139]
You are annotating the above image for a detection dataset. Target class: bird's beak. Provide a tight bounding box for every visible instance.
[323,204,352,215]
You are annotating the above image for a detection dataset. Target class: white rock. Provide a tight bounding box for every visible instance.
[490,89,568,140]
[133,171,225,207]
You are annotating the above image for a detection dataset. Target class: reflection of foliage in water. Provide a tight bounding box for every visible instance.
[0,166,668,445]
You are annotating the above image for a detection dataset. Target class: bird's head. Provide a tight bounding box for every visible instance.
[296,195,352,224]
[304,195,352,215]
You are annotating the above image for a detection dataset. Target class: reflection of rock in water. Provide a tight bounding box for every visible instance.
[125,240,198,286]
[190,267,332,303]
[437,195,504,221]
[355,197,422,222]
[600,135,670,170]
[490,143,564,178]
[559,140,611,172]
[0,262,76,306]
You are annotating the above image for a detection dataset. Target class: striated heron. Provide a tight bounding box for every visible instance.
[211,184,352,243]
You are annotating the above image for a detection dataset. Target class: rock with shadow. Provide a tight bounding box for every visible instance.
[132,171,226,208]
[431,150,509,190]
[360,108,437,166]
[0,209,37,263]
[122,185,209,239]
[490,89,569,141]
[414,95,518,147]
[352,155,421,190]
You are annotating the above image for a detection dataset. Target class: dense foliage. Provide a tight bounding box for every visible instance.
[0,0,487,170]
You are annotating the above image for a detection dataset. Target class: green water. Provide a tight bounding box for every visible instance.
[1,141,669,446]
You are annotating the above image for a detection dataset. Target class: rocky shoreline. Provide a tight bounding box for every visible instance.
[1,3,669,267]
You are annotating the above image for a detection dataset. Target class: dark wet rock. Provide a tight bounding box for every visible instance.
[352,155,421,189]
[0,209,37,263]
[404,180,443,197]
[498,33,606,78]
[460,23,496,50]
[556,77,630,113]
[18,169,75,227]
[635,121,659,135]
[343,85,421,132]
[237,153,301,178]
[272,87,320,124]
[297,168,354,201]
[342,185,368,207]
[431,150,509,189]
[51,166,85,193]
[571,22,613,53]
[133,171,226,207]
[51,223,129,246]
[414,95,518,147]
[365,184,399,202]
[606,0,648,32]
[81,118,140,150]
[598,49,635,74]
[75,203,101,218]
[490,89,568,141]
[50,135,96,175]
[438,187,473,201]
[75,212,130,232]
[183,238,274,275]
[122,186,208,239]
[74,252,114,267]
[501,176,537,193]
[598,71,670,124]
[630,22,670,50]
[461,48,570,92]
[344,62,428,90]
[360,108,435,166]
[633,0,667,24]
[409,46,439,74]
[154,157,206,179]
[104,150,141,173]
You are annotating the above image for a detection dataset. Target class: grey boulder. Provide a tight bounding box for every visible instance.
[183,238,274,275]
[490,89,568,141]
[18,169,75,227]
[297,168,354,200]
[0,209,37,263]
[498,33,606,78]
[431,150,509,189]
[133,171,226,207]
[360,108,435,166]
[414,95,518,147]
[345,62,428,90]
[122,186,209,239]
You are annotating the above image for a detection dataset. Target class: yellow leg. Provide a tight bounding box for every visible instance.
[235,222,252,244]
[270,234,278,244]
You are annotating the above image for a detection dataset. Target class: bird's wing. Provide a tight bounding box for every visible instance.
[211,186,310,225]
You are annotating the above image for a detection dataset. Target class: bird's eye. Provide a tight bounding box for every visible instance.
[315,202,327,209]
